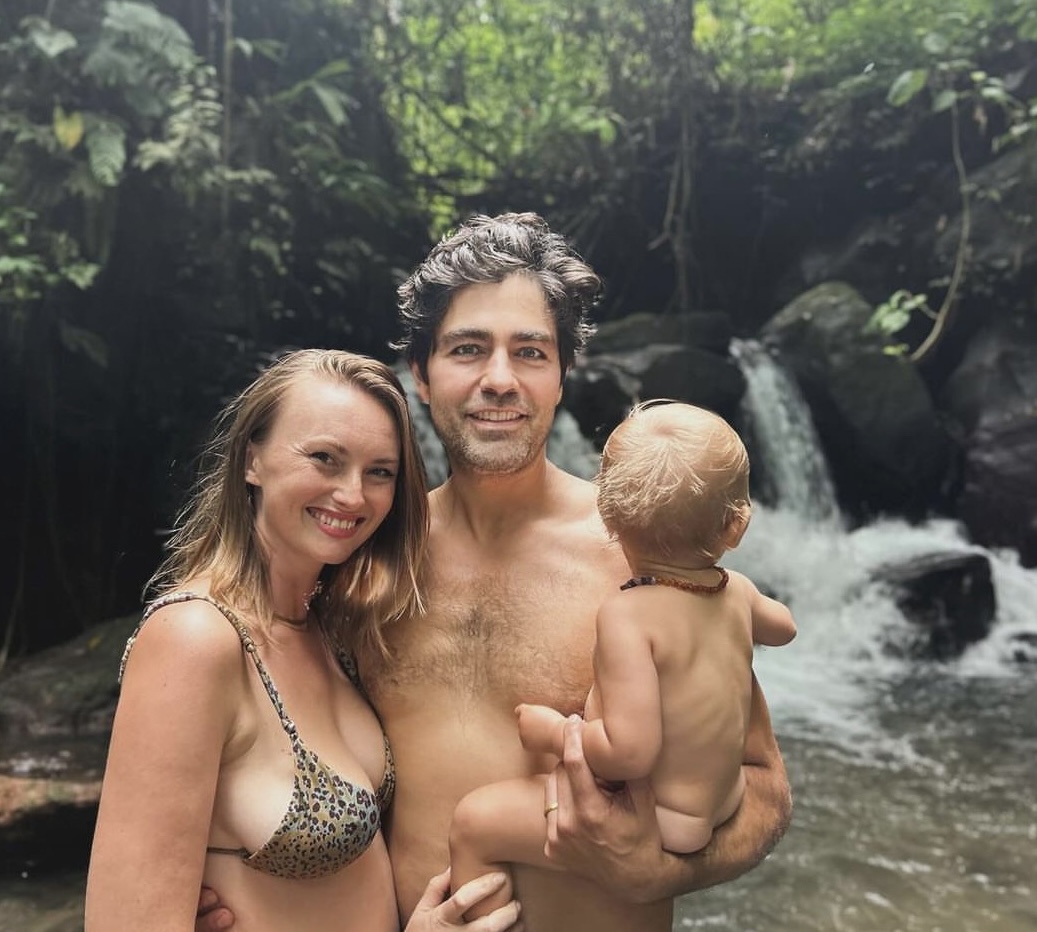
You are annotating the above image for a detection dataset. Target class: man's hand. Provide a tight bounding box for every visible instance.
[542,715,668,902]
[196,886,234,931]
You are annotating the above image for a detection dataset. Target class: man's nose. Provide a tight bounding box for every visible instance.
[479,349,519,395]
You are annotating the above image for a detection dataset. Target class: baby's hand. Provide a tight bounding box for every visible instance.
[516,703,569,756]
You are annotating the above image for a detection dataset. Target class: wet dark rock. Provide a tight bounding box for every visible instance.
[563,344,745,446]
[1006,632,1037,665]
[942,319,1037,568]
[588,311,734,355]
[761,281,957,520]
[872,551,996,660]
[0,614,134,872]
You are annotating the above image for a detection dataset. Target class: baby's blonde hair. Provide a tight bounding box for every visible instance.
[596,400,750,564]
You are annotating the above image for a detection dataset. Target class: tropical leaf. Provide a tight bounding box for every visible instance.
[63,262,102,290]
[932,89,958,113]
[59,322,110,369]
[23,18,78,58]
[84,118,127,187]
[311,83,350,127]
[887,69,929,107]
[53,106,85,151]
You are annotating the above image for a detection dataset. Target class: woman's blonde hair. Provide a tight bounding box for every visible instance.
[596,400,750,564]
[147,349,428,656]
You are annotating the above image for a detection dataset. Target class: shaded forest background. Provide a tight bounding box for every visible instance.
[2,0,1035,664]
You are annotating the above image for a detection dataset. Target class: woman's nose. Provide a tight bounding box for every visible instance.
[332,471,365,508]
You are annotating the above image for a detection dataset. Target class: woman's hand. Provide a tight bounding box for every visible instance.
[405,868,522,932]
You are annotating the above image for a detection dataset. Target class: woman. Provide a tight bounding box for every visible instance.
[85,349,520,931]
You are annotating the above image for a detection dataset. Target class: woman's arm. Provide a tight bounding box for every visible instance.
[544,673,791,903]
[195,869,524,931]
[85,604,241,931]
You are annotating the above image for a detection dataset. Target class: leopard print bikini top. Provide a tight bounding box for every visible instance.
[120,592,395,880]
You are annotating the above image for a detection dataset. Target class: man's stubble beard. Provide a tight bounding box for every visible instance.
[431,407,553,476]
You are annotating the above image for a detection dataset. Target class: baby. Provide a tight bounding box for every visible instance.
[448,400,797,917]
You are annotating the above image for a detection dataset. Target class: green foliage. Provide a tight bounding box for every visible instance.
[866,289,933,355]
[375,0,631,229]
[83,1,197,119]
[883,26,1035,151]
[695,0,1029,90]
[0,186,102,320]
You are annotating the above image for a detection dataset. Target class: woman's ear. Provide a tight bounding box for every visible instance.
[245,441,261,486]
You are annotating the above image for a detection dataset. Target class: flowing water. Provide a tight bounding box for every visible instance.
[671,343,1037,931]
[3,347,1035,931]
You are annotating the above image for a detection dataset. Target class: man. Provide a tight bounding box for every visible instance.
[199,212,791,931]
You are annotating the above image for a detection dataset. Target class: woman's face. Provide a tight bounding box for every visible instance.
[245,375,400,575]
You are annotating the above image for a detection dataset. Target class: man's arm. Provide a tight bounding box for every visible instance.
[544,673,792,903]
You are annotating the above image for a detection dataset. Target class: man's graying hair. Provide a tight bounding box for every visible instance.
[394,212,601,382]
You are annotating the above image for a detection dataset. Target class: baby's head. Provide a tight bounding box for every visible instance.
[596,400,751,566]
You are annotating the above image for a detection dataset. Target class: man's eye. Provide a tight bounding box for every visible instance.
[518,346,547,359]
[451,344,481,356]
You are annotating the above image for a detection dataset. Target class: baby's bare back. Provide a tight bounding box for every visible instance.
[590,573,756,828]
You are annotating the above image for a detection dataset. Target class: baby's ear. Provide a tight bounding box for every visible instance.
[723,504,751,550]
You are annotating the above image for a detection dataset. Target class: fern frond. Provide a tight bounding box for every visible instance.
[84,117,127,187]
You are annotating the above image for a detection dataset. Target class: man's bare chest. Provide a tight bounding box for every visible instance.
[377,558,602,711]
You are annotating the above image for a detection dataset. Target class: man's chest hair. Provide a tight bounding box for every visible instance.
[382,562,598,704]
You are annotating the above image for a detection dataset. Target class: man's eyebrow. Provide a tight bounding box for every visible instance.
[438,327,491,344]
[437,328,556,344]
[513,329,556,343]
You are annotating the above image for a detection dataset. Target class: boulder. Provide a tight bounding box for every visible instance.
[0,614,134,871]
[588,311,733,355]
[872,551,996,660]
[563,344,745,446]
[942,319,1037,567]
[761,281,957,520]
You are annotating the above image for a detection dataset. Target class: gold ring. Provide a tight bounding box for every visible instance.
[543,802,559,818]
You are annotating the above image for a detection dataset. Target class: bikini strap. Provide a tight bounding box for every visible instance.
[336,648,394,809]
[120,592,299,740]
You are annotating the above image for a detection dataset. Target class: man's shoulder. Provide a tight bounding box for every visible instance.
[547,462,600,517]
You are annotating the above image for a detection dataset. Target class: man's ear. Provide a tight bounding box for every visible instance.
[410,361,431,405]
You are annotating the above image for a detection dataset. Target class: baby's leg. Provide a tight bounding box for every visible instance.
[516,703,568,756]
[654,805,714,855]
[449,774,559,920]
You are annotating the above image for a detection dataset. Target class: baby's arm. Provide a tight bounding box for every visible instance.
[740,573,797,647]
[579,600,662,782]
[516,703,568,757]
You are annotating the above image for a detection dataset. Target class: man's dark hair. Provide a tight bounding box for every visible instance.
[394,212,601,381]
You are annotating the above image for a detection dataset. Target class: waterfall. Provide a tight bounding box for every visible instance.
[720,340,1037,754]
[731,338,841,526]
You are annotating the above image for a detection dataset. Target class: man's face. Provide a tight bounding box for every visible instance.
[412,274,564,476]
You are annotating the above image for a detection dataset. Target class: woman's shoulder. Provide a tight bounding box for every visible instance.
[121,591,249,682]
